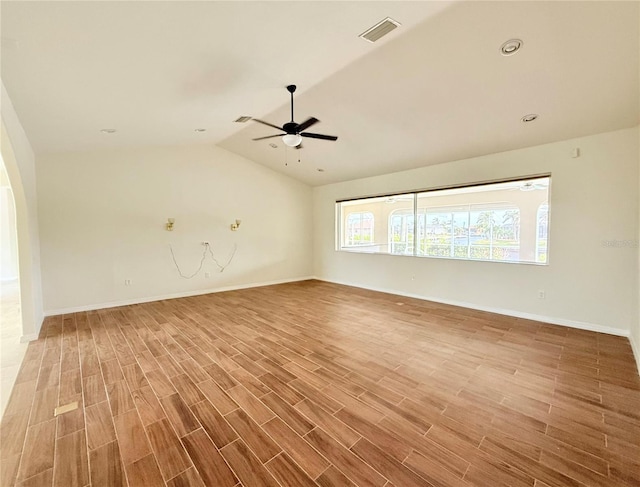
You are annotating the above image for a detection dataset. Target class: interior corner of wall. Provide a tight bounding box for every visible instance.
[630,332,640,376]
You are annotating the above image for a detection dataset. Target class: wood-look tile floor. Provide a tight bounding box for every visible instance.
[1,280,639,487]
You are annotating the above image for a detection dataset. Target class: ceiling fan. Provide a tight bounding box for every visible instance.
[519,181,548,192]
[252,85,338,148]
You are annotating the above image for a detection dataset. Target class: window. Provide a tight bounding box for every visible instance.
[389,210,414,255]
[337,176,549,264]
[417,203,520,261]
[345,212,374,246]
[536,203,549,263]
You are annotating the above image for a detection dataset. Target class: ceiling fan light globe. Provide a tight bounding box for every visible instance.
[282,134,302,147]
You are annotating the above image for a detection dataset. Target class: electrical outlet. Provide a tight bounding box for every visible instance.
[538,290,545,299]
[124,279,132,286]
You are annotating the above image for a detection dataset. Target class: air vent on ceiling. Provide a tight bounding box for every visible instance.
[234,116,252,123]
[359,17,401,43]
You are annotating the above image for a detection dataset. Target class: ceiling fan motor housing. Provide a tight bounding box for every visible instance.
[283,122,298,134]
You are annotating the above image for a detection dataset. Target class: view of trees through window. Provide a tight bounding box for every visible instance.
[345,212,374,246]
[338,177,550,264]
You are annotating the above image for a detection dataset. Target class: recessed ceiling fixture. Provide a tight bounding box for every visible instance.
[359,17,401,43]
[521,113,538,123]
[234,116,252,123]
[500,39,523,56]
[194,128,206,133]
[100,128,116,134]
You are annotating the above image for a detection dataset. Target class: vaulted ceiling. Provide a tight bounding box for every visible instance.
[2,1,638,185]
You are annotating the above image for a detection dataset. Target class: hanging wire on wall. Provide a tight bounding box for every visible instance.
[207,243,237,272]
[169,242,237,279]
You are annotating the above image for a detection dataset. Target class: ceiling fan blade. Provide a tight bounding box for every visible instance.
[252,119,284,131]
[300,132,338,141]
[252,134,283,141]
[296,117,319,132]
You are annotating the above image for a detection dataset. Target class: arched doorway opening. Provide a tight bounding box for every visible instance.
[0,154,27,415]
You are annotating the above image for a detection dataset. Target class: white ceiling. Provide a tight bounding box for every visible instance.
[2,1,639,186]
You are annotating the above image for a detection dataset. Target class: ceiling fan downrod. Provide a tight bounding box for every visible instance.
[283,85,298,134]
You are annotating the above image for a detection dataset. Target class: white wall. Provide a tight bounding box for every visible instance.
[0,176,19,281]
[635,125,640,370]
[37,144,313,313]
[1,83,44,339]
[314,127,639,336]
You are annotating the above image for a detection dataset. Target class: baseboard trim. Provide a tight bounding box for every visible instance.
[313,276,630,338]
[44,276,315,317]
[630,333,640,376]
[20,333,38,343]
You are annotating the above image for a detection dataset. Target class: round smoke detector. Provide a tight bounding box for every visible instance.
[501,39,523,56]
